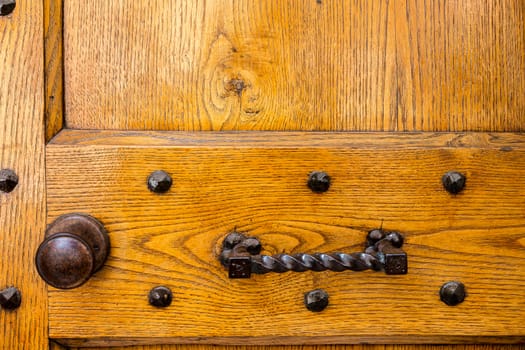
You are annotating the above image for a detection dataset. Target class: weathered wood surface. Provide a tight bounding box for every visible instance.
[0,1,48,349]
[46,130,525,346]
[63,0,525,132]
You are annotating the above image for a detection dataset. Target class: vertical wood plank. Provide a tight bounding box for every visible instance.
[0,0,47,349]
[45,0,64,141]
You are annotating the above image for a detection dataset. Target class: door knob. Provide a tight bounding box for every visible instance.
[220,230,407,278]
[35,214,110,289]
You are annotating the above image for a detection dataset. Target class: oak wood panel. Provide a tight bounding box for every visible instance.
[63,0,525,132]
[46,131,525,346]
[45,0,64,142]
[69,346,525,350]
[51,130,525,148]
[0,1,48,349]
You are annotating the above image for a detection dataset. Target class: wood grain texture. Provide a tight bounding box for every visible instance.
[50,129,525,148]
[49,341,66,350]
[68,346,525,350]
[46,130,525,346]
[63,0,525,132]
[45,0,64,142]
[0,1,48,349]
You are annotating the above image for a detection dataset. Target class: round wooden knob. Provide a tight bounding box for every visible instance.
[36,214,109,289]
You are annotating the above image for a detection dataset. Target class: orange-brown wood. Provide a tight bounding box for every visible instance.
[49,341,66,350]
[63,0,525,132]
[44,0,64,142]
[42,1,525,348]
[50,129,525,148]
[0,1,48,349]
[46,130,525,346]
[68,346,525,350]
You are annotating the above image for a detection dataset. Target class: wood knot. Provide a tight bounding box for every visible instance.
[226,78,246,97]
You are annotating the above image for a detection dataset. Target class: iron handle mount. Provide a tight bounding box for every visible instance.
[220,229,408,278]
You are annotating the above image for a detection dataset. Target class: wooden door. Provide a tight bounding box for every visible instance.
[1,0,524,349]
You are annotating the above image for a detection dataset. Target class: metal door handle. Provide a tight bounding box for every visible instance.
[35,214,110,289]
[220,230,407,278]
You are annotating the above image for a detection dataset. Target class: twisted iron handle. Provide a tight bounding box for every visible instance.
[220,230,408,278]
[251,252,382,274]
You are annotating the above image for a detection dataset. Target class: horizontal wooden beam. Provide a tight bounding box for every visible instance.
[56,335,525,348]
[50,130,524,149]
[46,130,525,345]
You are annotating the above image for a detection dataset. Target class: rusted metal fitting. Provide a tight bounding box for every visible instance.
[36,214,110,289]
[220,232,262,278]
[220,228,407,278]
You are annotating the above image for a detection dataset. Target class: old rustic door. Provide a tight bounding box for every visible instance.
[1,0,524,349]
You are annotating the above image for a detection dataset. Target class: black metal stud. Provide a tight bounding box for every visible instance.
[440,281,466,306]
[147,170,172,193]
[0,169,18,193]
[0,287,21,310]
[148,286,173,308]
[0,0,16,16]
[307,171,331,193]
[442,171,466,194]
[304,289,329,312]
